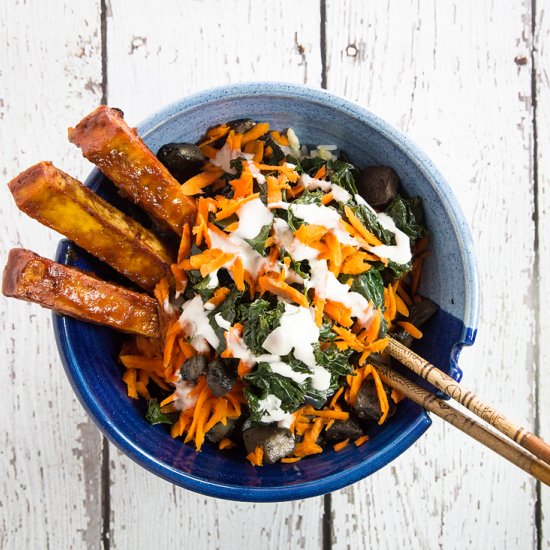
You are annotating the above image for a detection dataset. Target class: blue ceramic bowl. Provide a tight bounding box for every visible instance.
[54,82,479,502]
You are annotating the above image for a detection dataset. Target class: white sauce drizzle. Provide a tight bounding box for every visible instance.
[214,313,231,331]
[246,160,266,184]
[262,303,330,391]
[331,184,351,203]
[211,142,239,174]
[208,227,268,277]
[300,173,332,192]
[233,197,273,240]
[369,213,412,265]
[174,380,198,411]
[257,394,289,423]
[178,295,219,351]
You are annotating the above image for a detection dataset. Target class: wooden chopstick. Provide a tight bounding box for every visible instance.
[376,364,550,486]
[386,337,550,466]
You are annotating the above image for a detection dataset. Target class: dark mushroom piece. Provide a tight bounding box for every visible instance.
[324,415,364,443]
[156,142,205,183]
[243,425,296,464]
[180,355,207,384]
[391,298,439,348]
[354,377,396,422]
[206,359,236,397]
[205,417,236,444]
[357,165,400,208]
[228,118,256,134]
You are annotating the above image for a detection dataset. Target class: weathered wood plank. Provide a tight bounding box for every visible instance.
[325,1,537,548]
[105,1,324,548]
[534,3,550,547]
[0,1,104,548]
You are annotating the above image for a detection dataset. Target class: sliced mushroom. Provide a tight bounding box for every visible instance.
[357,166,400,208]
[206,359,236,397]
[243,425,295,464]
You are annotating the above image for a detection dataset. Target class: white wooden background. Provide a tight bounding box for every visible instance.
[0,1,548,548]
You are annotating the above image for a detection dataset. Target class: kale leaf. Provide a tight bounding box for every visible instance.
[208,286,243,353]
[384,196,427,241]
[348,269,385,308]
[347,203,395,245]
[145,399,178,425]
[329,160,358,195]
[239,299,285,354]
[245,224,272,254]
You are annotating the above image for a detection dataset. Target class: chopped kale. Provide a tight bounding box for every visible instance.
[348,269,385,309]
[146,399,178,425]
[384,196,427,241]
[239,299,285,354]
[245,224,271,254]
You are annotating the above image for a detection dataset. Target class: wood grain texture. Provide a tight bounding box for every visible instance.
[325,1,538,548]
[105,1,325,548]
[0,1,104,548]
[534,2,550,547]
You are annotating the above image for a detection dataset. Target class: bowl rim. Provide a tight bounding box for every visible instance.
[54,82,479,502]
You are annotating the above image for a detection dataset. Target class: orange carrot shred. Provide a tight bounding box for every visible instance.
[397,321,423,339]
[242,123,270,145]
[333,438,350,452]
[355,435,370,446]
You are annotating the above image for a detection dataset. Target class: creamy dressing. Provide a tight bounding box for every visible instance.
[369,212,412,265]
[174,380,198,411]
[331,184,351,203]
[272,218,319,262]
[308,258,375,326]
[257,394,289,423]
[178,295,220,351]
[300,173,332,192]
[233,197,273,240]
[211,142,239,174]
[268,361,311,384]
[214,313,231,331]
[262,303,330,391]
[208,227,268,277]
[246,160,266,184]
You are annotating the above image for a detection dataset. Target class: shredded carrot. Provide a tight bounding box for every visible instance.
[355,435,370,446]
[246,446,264,466]
[329,387,344,408]
[397,321,423,339]
[333,438,350,452]
[200,124,230,145]
[395,293,410,317]
[229,257,245,291]
[180,167,223,195]
[313,164,326,179]
[294,224,329,246]
[391,389,405,404]
[313,293,325,327]
[241,122,270,145]
[281,457,302,463]
[302,407,349,420]
[219,438,236,450]
[206,287,231,308]
[321,192,334,205]
[324,300,354,328]
[344,206,383,246]
[371,367,390,425]
[258,275,309,308]
[266,175,282,206]
[340,252,373,275]
[332,325,365,352]
[122,369,138,399]
[215,192,260,220]
[396,283,413,306]
[237,360,253,378]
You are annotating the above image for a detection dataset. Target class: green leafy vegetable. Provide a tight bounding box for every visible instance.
[239,299,285,354]
[146,399,178,425]
[208,286,243,353]
[385,196,427,241]
[245,224,271,254]
[348,269,385,308]
[347,203,395,245]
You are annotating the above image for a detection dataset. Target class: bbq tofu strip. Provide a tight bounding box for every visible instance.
[68,106,196,235]
[2,249,160,338]
[8,162,175,291]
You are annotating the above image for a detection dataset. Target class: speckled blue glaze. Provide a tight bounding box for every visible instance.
[53,83,479,502]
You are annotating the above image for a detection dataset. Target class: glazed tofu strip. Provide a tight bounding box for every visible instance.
[68,106,196,235]
[2,249,160,338]
[8,162,174,291]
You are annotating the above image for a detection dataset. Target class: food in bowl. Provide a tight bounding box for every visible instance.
[3,105,437,466]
